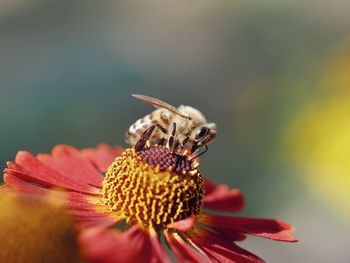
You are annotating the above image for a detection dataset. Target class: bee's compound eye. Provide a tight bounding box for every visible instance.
[195,127,209,141]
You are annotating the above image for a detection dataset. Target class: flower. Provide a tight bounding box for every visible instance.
[2,143,297,262]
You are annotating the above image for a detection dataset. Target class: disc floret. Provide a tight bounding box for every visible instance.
[101,146,204,228]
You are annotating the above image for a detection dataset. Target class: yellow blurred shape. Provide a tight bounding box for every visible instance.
[0,191,84,263]
[285,43,350,218]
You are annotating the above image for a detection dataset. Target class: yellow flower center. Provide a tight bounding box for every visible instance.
[101,146,204,228]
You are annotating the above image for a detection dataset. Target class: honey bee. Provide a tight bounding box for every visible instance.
[125,94,217,157]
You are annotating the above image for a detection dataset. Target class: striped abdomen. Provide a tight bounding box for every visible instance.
[125,109,172,146]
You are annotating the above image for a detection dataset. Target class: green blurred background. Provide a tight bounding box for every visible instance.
[1,1,350,262]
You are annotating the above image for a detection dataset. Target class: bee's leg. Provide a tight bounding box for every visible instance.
[155,123,167,134]
[181,136,190,148]
[190,141,199,154]
[167,122,176,149]
[158,138,167,146]
[154,123,168,146]
[134,125,156,151]
[173,140,180,151]
[191,144,208,159]
[135,123,168,151]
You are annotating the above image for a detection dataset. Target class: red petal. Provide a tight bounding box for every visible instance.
[4,172,117,228]
[167,216,196,232]
[185,227,265,263]
[37,145,104,187]
[164,232,209,263]
[204,179,244,212]
[68,210,112,217]
[79,226,170,263]
[82,144,123,173]
[5,152,100,195]
[4,171,95,203]
[147,228,171,263]
[73,215,117,229]
[78,218,116,229]
[203,179,217,195]
[218,229,247,242]
[79,227,135,263]
[201,214,298,242]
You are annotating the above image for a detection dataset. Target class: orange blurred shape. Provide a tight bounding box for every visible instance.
[0,188,84,263]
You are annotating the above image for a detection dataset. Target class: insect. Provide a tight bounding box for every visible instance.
[125,94,217,158]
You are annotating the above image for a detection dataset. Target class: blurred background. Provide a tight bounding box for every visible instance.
[1,0,350,262]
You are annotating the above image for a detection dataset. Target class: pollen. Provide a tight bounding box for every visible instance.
[101,146,204,228]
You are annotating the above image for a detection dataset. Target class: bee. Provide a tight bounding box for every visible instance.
[125,94,217,157]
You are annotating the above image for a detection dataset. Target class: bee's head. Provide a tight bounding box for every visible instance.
[178,105,217,152]
[189,123,217,154]
[194,123,217,145]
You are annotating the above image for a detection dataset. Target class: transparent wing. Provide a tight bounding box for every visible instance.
[132,94,191,119]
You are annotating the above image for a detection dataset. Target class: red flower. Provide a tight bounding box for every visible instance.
[2,144,297,263]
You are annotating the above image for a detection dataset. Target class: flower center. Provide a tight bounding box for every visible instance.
[101,146,204,228]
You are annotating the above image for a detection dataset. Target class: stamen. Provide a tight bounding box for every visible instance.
[192,161,200,169]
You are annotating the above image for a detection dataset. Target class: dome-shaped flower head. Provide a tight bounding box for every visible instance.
[2,143,297,262]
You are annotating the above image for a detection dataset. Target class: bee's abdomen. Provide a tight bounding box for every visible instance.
[125,114,157,145]
[125,109,173,146]
[124,129,137,145]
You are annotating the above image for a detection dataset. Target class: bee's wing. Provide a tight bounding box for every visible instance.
[132,94,191,119]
